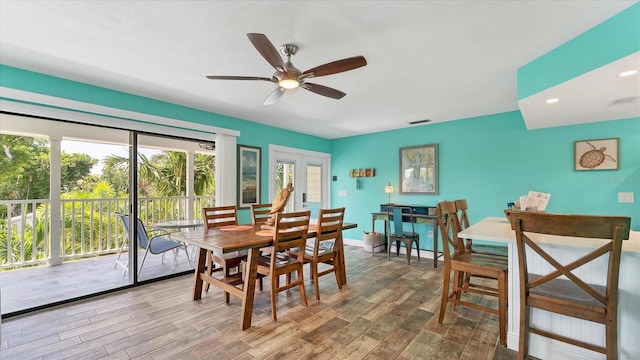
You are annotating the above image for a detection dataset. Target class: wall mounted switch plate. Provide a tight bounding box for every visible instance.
[618,192,634,203]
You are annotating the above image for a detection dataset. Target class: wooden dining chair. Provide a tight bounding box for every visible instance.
[386,206,420,264]
[289,207,345,300]
[456,199,508,257]
[509,211,631,360]
[436,200,508,346]
[250,203,272,225]
[202,206,247,301]
[256,210,311,321]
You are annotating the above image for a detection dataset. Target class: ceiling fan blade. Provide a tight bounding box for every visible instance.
[247,33,286,72]
[302,83,346,99]
[206,75,275,82]
[264,87,286,105]
[302,56,367,78]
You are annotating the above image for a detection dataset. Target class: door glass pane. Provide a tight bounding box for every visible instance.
[135,135,214,280]
[275,160,295,213]
[0,115,133,314]
[306,164,322,219]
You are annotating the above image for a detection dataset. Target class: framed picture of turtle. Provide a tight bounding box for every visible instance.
[237,144,261,208]
[574,138,619,171]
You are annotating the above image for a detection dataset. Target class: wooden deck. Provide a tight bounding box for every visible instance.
[1,247,195,315]
[1,245,516,359]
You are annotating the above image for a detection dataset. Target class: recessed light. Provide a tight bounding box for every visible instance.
[619,69,638,77]
[545,98,559,104]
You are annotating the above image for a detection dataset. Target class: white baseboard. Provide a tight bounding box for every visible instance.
[343,238,439,260]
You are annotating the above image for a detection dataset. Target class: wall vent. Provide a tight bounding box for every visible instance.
[608,97,639,107]
[408,119,431,125]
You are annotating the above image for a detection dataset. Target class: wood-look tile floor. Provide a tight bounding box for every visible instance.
[0,246,517,360]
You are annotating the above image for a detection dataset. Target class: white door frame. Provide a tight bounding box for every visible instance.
[268,145,331,215]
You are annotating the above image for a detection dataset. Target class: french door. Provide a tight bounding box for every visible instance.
[268,145,330,219]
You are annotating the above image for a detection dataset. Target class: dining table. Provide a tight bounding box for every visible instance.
[152,219,204,231]
[458,216,640,360]
[170,221,357,330]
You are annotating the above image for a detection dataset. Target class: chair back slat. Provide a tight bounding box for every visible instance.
[455,199,473,251]
[272,211,310,260]
[436,201,463,259]
[250,203,272,225]
[202,206,238,229]
[510,211,630,240]
[315,207,345,251]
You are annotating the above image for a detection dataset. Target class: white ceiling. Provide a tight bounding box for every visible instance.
[0,1,638,139]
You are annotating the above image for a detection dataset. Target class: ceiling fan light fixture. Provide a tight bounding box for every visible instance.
[279,79,299,89]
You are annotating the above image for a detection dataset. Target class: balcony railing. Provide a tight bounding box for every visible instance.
[0,196,214,269]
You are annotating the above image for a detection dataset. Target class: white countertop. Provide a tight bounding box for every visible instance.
[458,217,640,254]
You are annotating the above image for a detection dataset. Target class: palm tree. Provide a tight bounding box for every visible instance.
[102,150,214,197]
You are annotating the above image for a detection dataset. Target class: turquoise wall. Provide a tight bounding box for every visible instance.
[518,3,640,99]
[0,65,331,224]
[2,3,639,237]
[332,112,640,245]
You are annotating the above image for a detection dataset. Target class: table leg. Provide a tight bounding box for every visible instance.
[192,247,207,300]
[337,232,347,285]
[240,247,259,330]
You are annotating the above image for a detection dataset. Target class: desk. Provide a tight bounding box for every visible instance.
[371,212,441,267]
[171,222,357,330]
[459,217,640,360]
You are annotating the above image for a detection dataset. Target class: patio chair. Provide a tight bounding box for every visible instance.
[114,213,191,275]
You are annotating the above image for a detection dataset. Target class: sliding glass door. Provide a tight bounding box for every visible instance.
[0,114,216,316]
[0,114,133,314]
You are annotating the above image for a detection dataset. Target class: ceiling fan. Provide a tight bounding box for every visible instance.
[206,33,367,105]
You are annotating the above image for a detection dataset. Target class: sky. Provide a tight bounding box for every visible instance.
[61,140,160,175]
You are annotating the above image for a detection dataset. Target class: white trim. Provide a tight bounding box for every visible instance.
[0,87,239,139]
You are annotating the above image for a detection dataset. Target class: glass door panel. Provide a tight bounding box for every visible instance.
[275,160,295,213]
[0,114,133,315]
[134,134,212,280]
[305,164,323,218]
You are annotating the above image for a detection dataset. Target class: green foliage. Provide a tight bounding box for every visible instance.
[0,134,50,202]
[1,135,216,268]
[61,152,98,191]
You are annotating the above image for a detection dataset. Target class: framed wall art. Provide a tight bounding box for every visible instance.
[399,143,439,194]
[574,138,619,171]
[237,144,261,208]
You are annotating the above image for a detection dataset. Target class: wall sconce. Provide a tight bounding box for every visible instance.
[384,181,394,204]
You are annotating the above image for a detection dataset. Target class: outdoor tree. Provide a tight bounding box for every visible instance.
[61,152,98,192]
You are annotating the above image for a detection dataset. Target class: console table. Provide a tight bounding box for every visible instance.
[371,204,441,267]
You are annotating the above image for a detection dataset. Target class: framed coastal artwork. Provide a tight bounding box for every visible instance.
[399,143,439,194]
[237,144,261,208]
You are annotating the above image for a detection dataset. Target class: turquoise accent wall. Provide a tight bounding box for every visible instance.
[332,112,640,245]
[518,3,640,99]
[1,4,639,238]
[0,65,331,224]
